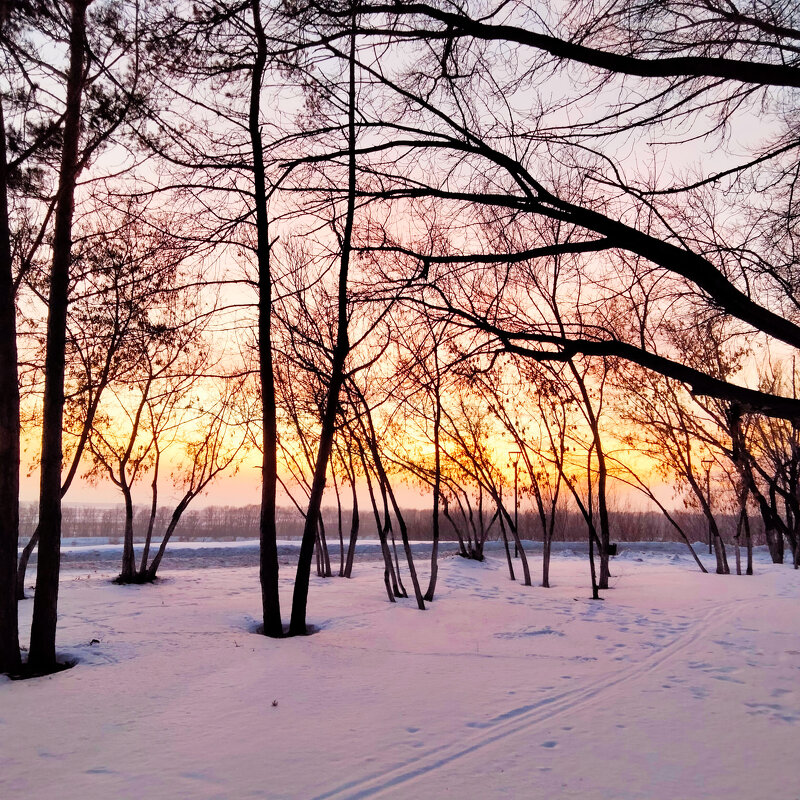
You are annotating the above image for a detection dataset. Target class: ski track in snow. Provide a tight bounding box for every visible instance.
[3,547,799,800]
[311,597,749,800]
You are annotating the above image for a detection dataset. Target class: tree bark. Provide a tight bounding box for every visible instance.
[250,0,282,637]
[0,23,21,673]
[289,13,358,635]
[423,370,441,601]
[118,482,136,582]
[28,0,89,672]
[343,450,359,578]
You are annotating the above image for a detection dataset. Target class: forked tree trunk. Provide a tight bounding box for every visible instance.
[382,487,407,598]
[361,453,397,601]
[499,505,531,586]
[570,363,612,589]
[500,515,515,581]
[379,471,424,609]
[28,0,89,673]
[0,46,21,674]
[709,515,730,575]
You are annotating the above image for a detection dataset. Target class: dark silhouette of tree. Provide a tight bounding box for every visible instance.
[0,0,21,675]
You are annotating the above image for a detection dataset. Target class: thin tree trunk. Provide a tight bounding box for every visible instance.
[360,442,395,601]
[380,477,407,598]
[333,473,345,576]
[734,498,747,576]
[318,513,332,577]
[140,452,160,574]
[0,36,21,673]
[118,484,136,582]
[343,451,359,578]
[250,0,282,637]
[288,11,359,636]
[569,362,611,589]
[499,501,531,586]
[588,525,600,600]
[542,520,552,588]
[28,0,89,672]
[423,402,441,601]
[145,496,192,579]
[710,516,729,575]
[442,503,467,557]
[500,513,515,581]
[17,312,120,599]
[373,455,425,610]
[744,511,753,576]
[16,529,36,601]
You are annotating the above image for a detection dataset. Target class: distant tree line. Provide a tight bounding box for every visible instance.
[22,502,771,551]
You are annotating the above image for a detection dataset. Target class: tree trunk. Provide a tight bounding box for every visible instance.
[500,514,515,581]
[140,453,160,573]
[250,0,282,638]
[588,525,601,600]
[118,484,136,582]
[499,503,531,586]
[423,387,442,601]
[318,513,332,577]
[16,527,37,601]
[570,362,612,589]
[333,475,345,577]
[376,463,425,610]
[383,484,407,599]
[288,9,360,635]
[360,447,397,601]
[744,511,753,576]
[0,50,21,674]
[343,454,359,578]
[709,515,729,575]
[28,0,89,673]
[144,496,192,580]
[542,521,553,589]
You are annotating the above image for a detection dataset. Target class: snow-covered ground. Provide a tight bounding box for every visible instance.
[2,547,798,799]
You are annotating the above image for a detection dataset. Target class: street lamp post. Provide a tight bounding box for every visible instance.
[701,458,714,555]
[510,451,521,557]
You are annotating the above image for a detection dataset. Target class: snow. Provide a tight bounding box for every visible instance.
[2,547,798,799]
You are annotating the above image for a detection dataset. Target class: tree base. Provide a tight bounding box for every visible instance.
[7,658,76,681]
[113,572,158,585]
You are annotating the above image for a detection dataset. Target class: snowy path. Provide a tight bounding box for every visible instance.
[2,550,798,799]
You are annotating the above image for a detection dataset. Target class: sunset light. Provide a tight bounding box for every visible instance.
[2,1,799,797]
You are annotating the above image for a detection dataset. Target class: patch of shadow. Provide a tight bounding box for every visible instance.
[541,740,558,748]
[495,625,565,640]
[8,658,77,681]
[249,620,322,638]
[466,697,557,729]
